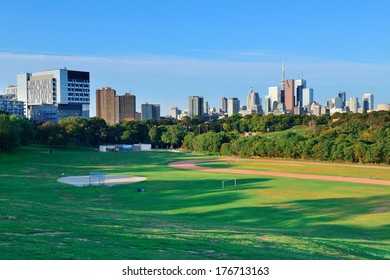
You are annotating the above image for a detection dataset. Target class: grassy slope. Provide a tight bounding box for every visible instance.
[1,146,390,260]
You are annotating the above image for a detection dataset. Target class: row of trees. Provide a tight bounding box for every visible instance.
[181,111,390,164]
[1,109,389,164]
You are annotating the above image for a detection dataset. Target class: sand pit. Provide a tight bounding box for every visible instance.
[57,175,146,187]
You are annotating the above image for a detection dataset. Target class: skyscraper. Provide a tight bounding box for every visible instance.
[96,87,116,125]
[302,88,313,108]
[348,97,359,113]
[246,87,260,113]
[295,79,306,107]
[228,97,240,116]
[264,96,271,115]
[338,91,346,108]
[117,93,136,122]
[170,106,181,119]
[268,86,280,111]
[203,100,209,115]
[96,88,136,124]
[362,93,374,111]
[284,79,295,112]
[188,96,204,117]
[221,97,228,113]
[141,103,160,121]
[17,68,90,122]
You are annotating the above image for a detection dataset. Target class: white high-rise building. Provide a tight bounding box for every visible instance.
[348,97,359,113]
[170,106,181,119]
[362,93,374,111]
[228,97,240,116]
[17,68,90,122]
[268,86,280,111]
[302,88,313,108]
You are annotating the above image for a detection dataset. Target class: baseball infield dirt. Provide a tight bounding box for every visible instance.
[169,159,390,186]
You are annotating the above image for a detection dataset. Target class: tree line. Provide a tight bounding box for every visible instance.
[1,109,389,164]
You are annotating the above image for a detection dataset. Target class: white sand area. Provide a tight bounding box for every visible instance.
[57,175,146,187]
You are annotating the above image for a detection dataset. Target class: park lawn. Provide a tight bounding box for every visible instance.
[1,146,390,260]
[197,159,390,181]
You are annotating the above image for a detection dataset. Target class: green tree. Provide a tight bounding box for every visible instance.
[0,114,20,150]
[85,117,108,147]
[58,117,88,148]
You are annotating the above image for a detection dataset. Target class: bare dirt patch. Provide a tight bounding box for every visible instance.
[169,159,390,186]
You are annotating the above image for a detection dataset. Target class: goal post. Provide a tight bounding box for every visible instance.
[222,178,237,189]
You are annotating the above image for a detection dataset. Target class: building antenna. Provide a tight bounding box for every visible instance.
[281,64,285,90]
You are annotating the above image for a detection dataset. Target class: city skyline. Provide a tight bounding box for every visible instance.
[1,1,390,116]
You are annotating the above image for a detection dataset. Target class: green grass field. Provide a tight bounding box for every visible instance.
[1,146,390,259]
[198,160,390,180]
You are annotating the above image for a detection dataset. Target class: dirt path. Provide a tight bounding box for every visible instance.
[169,159,390,186]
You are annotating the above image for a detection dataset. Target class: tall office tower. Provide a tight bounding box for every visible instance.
[141,103,152,120]
[284,79,295,112]
[268,86,280,111]
[170,106,180,119]
[203,101,209,115]
[227,97,240,116]
[247,87,260,112]
[188,96,204,117]
[152,104,161,120]
[302,88,313,108]
[264,96,271,115]
[338,91,346,107]
[281,64,285,90]
[96,87,116,125]
[116,93,136,122]
[141,103,160,121]
[332,97,343,108]
[348,97,359,113]
[221,97,228,113]
[17,68,90,122]
[295,79,306,107]
[362,93,374,111]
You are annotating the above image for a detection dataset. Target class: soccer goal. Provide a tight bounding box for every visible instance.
[222,178,237,189]
[89,172,105,186]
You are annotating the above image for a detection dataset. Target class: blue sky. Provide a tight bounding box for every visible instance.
[1,0,389,115]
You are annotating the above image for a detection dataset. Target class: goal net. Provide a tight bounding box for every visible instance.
[222,178,237,189]
[89,172,105,186]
